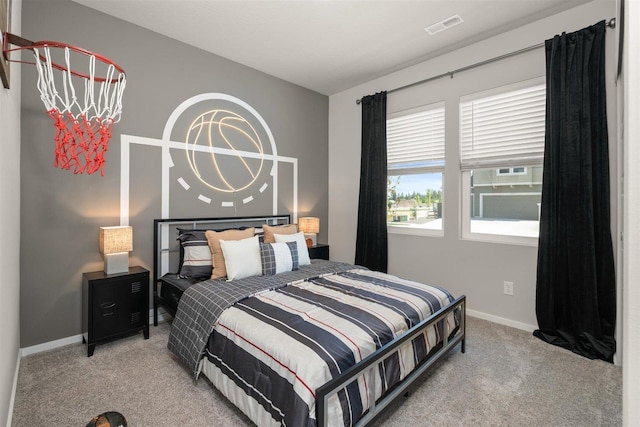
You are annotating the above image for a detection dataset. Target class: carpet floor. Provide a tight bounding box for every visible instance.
[11,316,622,426]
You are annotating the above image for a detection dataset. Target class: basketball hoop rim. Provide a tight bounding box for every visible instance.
[3,34,125,83]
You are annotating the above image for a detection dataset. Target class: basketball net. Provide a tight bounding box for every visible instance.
[32,46,126,175]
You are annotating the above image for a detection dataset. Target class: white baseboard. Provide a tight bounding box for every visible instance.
[20,333,84,357]
[467,309,537,333]
[20,308,172,358]
[6,349,20,427]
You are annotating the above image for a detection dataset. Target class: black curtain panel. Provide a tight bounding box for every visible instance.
[534,21,616,362]
[355,92,388,272]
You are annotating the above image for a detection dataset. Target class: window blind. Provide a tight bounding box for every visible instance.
[387,106,445,174]
[460,83,545,171]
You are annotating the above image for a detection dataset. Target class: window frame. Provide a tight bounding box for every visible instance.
[459,77,545,246]
[387,102,445,237]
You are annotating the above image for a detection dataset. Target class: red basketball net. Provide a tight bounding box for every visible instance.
[31,45,126,176]
[49,111,114,175]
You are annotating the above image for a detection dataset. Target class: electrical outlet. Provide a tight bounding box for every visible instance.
[503,281,514,296]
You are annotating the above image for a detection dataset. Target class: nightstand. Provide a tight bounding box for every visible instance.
[82,266,149,357]
[308,244,329,260]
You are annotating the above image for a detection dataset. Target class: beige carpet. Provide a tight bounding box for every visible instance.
[11,317,622,426]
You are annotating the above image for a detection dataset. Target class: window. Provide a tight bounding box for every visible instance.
[496,166,527,176]
[460,78,545,243]
[387,103,445,235]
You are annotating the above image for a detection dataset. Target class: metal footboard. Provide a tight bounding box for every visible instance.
[316,294,466,426]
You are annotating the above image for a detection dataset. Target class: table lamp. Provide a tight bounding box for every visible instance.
[99,226,133,275]
[298,217,319,248]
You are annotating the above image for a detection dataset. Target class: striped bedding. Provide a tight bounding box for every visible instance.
[194,267,459,427]
[168,260,358,376]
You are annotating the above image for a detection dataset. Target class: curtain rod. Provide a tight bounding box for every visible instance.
[356,17,616,105]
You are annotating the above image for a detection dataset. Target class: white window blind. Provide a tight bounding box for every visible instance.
[387,105,445,174]
[460,82,545,171]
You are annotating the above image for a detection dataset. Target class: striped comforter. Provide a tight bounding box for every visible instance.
[168,260,358,376]
[198,267,458,427]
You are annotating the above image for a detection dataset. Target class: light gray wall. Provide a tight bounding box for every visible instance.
[20,0,329,347]
[329,0,618,331]
[622,0,640,422]
[0,1,22,423]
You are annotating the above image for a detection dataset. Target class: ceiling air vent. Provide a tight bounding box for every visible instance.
[425,14,464,35]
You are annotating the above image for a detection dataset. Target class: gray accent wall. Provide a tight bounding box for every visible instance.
[20,0,329,347]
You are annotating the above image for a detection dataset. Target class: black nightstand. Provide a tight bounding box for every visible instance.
[82,266,149,357]
[308,244,329,260]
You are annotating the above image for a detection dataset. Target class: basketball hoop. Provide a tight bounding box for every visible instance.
[3,34,126,175]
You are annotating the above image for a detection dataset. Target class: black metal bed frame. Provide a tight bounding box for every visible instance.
[152,214,466,426]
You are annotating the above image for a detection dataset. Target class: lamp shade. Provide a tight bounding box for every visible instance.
[99,226,133,254]
[298,217,320,234]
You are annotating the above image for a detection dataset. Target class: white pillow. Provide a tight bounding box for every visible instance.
[219,235,262,280]
[274,232,310,266]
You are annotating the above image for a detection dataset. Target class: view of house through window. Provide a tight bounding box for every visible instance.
[460,78,546,241]
[468,166,542,238]
[387,103,445,233]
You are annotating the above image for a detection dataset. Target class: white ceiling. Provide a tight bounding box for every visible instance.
[71,0,593,95]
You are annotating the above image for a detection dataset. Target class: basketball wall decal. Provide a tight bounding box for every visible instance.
[184,109,265,193]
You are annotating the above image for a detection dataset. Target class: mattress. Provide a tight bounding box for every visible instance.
[159,274,205,316]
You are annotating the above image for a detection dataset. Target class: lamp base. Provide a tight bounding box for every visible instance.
[303,233,317,248]
[104,252,130,275]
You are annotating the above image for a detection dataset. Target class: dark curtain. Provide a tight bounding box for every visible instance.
[355,92,388,272]
[534,21,616,362]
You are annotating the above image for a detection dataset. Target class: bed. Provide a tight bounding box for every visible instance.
[154,215,466,426]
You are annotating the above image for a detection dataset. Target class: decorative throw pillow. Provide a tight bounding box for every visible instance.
[219,236,262,281]
[205,228,255,279]
[177,230,212,279]
[260,241,299,275]
[274,232,311,266]
[262,223,297,243]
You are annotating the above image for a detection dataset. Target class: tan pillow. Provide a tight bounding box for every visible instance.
[205,228,255,279]
[262,224,297,244]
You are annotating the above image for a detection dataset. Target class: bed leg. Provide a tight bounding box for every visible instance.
[404,391,410,398]
[461,337,466,354]
[153,300,158,327]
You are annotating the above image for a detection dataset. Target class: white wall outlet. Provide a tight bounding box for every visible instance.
[503,281,514,295]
